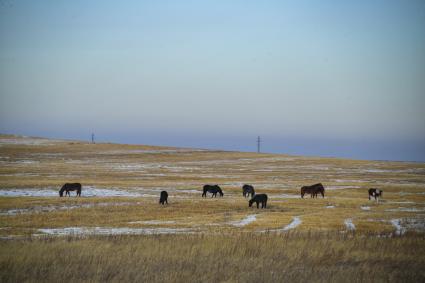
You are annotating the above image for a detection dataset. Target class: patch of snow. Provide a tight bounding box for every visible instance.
[326,205,335,209]
[391,219,406,235]
[386,207,425,212]
[344,219,356,231]
[128,220,176,225]
[0,187,153,197]
[0,138,64,146]
[0,202,142,216]
[274,194,300,199]
[229,215,257,227]
[37,227,194,236]
[326,185,361,190]
[334,179,367,183]
[283,217,302,231]
[360,206,371,211]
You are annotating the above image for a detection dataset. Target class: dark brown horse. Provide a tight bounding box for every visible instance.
[59,183,82,197]
[249,194,268,208]
[301,183,325,198]
[202,185,223,198]
[159,191,168,205]
[242,184,255,198]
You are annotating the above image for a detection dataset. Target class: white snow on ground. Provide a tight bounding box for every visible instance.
[404,218,425,233]
[335,179,367,183]
[128,220,176,225]
[344,219,356,231]
[326,205,335,208]
[0,202,142,216]
[360,206,371,211]
[391,219,406,235]
[229,215,257,227]
[326,186,361,190]
[0,137,65,146]
[0,187,149,197]
[274,194,300,199]
[0,189,58,197]
[283,217,302,231]
[386,207,425,212]
[37,227,194,236]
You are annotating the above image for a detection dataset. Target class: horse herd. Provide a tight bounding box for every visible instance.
[59,182,384,208]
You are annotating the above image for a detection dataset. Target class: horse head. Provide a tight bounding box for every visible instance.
[59,185,65,197]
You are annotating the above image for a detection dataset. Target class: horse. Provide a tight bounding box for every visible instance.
[202,185,223,198]
[301,183,325,198]
[249,194,268,208]
[59,183,82,197]
[242,184,255,198]
[368,188,383,202]
[159,191,168,205]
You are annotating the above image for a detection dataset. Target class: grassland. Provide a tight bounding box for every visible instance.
[1,233,425,283]
[0,134,425,282]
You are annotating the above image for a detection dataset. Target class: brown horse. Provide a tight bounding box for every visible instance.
[301,183,325,198]
[59,183,82,197]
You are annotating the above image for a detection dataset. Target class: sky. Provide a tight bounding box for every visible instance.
[1,0,424,161]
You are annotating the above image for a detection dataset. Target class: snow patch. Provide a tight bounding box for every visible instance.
[283,217,302,231]
[391,219,406,235]
[386,207,425,212]
[360,206,371,211]
[128,220,176,225]
[230,215,257,227]
[37,227,194,236]
[0,187,152,197]
[344,219,356,231]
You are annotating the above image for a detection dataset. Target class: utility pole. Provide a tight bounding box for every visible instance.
[91,133,95,144]
[257,136,261,153]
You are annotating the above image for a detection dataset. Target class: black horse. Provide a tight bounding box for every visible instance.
[159,191,168,205]
[249,194,268,208]
[242,184,255,198]
[301,183,325,198]
[368,188,383,202]
[202,185,223,198]
[59,183,82,197]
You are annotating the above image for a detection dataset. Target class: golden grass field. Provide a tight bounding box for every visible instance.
[0,134,424,282]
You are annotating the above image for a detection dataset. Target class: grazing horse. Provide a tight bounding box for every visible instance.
[301,183,325,198]
[249,194,268,208]
[202,185,223,198]
[242,184,255,198]
[159,191,168,205]
[59,183,82,197]
[368,188,383,202]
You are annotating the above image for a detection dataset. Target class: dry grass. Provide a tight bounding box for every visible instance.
[1,232,424,283]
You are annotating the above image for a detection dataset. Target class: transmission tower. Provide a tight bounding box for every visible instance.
[91,133,95,144]
[257,136,261,153]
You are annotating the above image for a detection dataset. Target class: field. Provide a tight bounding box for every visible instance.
[1,134,425,282]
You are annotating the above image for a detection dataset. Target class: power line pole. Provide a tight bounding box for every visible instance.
[91,133,95,144]
[257,136,261,153]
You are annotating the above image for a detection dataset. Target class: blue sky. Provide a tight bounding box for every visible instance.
[1,0,424,161]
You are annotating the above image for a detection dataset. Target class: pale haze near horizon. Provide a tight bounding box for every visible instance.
[1,0,424,161]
